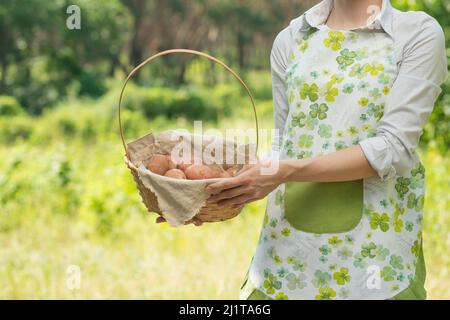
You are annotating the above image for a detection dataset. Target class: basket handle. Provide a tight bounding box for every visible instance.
[118,49,259,158]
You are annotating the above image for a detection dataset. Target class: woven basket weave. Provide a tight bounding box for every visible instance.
[118,49,259,223]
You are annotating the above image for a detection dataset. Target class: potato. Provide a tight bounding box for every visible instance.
[177,157,202,171]
[210,166,225,178]
[145,154,169,176]
[178,162,194,171]
[165,155,177,170]
[164,169,187,179]
[184,164,221,180]
[221,163,233,170]
[226,166,239,177]
[220,170,232,178]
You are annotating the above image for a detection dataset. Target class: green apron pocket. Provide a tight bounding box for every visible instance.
[284,180,363,234]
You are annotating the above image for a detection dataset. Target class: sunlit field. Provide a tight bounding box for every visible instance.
[0,79,448,299]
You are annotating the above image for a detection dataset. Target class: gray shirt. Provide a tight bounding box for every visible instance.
[271,0,448,180]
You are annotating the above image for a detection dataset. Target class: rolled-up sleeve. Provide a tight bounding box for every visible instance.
[359,18,448,180]
[271,28,291,152]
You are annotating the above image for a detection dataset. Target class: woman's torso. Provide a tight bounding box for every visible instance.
[243,25,426,300]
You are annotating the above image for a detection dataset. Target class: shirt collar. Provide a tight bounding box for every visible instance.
[297,0,394,38]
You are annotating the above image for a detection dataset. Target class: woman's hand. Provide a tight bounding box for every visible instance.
[206,162,285,208]
[156,146,376,225]
[205,145,377,208]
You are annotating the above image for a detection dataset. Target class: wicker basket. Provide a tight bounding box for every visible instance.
[118,49,259,223]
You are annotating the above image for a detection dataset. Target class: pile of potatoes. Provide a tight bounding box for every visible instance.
[145,154,238,180]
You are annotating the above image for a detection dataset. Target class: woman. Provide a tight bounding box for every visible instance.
[207,0,448,300]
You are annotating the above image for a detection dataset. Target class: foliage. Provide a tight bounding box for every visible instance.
[0,95,23,116]
[0,0,448,151]
[120,85,232,123]
[0,0,316,114]
[391,0,450,153]
[0,0,131,114]
[422,80,450,154]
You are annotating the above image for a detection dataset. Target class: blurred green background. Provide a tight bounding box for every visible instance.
[0,0,448,299]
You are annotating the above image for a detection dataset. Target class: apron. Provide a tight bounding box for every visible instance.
[244,26,425,300]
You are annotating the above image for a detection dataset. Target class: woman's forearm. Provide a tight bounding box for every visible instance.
[207,145,378,208]
[278,145,377,183]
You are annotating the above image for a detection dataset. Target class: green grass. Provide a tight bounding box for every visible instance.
[0,140,265,299]
[420,150,450,299]
[0,83,449,299]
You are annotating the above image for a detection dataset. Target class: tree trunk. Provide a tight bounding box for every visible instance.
[237,32,246,70]
[0,23,7,93]
[130,17,143,68]
[0,57,6,93]
[175,57,188,85]
[108,54,122,77]
[121,0,146,68]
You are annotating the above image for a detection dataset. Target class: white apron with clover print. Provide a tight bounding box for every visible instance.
[245,26,425,300]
